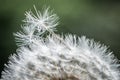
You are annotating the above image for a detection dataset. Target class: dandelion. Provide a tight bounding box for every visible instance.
[0,7,120,80]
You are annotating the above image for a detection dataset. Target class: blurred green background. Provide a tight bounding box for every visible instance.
[0,0,120,77]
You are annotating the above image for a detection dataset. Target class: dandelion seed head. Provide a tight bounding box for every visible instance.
[0,7,120,80]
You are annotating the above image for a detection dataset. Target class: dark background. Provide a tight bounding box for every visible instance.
[0,0,120,77]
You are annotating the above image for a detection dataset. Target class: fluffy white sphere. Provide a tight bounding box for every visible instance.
[0,7,120,80]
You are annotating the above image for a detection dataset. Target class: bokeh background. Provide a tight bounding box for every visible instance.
[0,0,120,77]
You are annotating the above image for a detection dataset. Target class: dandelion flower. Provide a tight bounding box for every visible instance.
[0,7,120,80]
